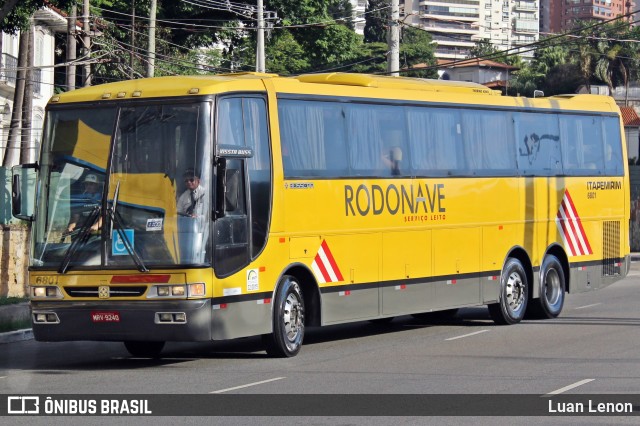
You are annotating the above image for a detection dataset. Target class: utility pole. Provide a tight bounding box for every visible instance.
[66,4,77,91]
[256,0,265,73]
[147,0,157,78]
[82,0,91,86]
[21,24,34,164]
[2,31,27,167]
[131,0,135,78]
[387,0,400,77]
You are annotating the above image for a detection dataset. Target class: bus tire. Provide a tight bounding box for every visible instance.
[124,341,165,358]
[263,275,305,358]
[488,258,528,325]
[529,255,565,319]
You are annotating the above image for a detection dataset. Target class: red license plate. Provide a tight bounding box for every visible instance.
[91,311,120,322]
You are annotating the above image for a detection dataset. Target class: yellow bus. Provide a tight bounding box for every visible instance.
[12,72,630,357]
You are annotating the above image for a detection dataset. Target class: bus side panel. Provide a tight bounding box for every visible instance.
[320,233,380,325]
[210,300,272,340]
[481,224,518,303]
[433,228,481,308]
[381,230,432,315]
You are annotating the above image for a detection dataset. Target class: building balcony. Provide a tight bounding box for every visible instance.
[420,19,479,33]
[0,53,17,87]
[420,0,480,6]
[513,2,538,11]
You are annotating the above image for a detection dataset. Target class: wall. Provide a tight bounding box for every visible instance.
[0,225,29,297]
[0,167,29,297]
[631,166,640,252]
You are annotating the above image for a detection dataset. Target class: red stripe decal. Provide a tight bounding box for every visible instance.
[315,253,332,283]
[110,274,171,284]
[564,191,592,254]
[321,240,344,281]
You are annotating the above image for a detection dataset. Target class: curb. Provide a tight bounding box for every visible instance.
[0,302,32,344]
[0,328,33,344]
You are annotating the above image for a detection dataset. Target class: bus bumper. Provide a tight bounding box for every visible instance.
[30,300,212,342]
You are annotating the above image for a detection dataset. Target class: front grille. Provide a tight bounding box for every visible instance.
[602,220,621,276]
[64,286,147,298]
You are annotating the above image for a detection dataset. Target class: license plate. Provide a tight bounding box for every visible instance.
[91,311,120,322]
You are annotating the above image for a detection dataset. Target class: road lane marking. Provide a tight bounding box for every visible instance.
[210,377,285,394]
[544,379,594,396]
[0,376,6,379]
[445,329,489,341]
[575,303,602,310]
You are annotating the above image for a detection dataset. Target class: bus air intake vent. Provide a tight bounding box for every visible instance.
[602,221,621,276]
[64,286,147,298]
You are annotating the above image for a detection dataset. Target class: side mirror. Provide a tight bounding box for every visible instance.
[11,163,38,221]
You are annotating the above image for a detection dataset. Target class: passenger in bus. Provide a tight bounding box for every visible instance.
[177,169,206,218]
[67,173,103,234]
[381,146,403,176]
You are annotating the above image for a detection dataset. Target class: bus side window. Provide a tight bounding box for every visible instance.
[603,117,624,175]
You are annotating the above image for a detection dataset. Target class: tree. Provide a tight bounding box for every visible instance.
[328,0,354,31]
[363,0,387,43]
[399,26,437,78]
[1,0,74,167]
[467,39,500,60]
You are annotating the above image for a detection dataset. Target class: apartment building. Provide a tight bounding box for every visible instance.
[350,0,368,35]
[550,0,632,33]
[401,0,539,60]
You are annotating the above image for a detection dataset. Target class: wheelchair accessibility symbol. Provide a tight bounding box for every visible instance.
[112,229,134,256]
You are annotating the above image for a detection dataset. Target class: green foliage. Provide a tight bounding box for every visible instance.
[364,0,387,44]
[467,39,499,60]
[0,296,28,306]
[400,27,437,78]
[328,0,354,31]
[0,319,31,333]
[509,64,541,97]
[350,42,388,74]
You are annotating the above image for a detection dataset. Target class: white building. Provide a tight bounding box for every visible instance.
[0,7,67,165]
[401,0,539,61]
[349,0,367,35]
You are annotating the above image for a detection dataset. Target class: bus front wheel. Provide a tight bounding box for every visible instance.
[263,275,305,358]
[124,341,165,358]
[489,258,528,325]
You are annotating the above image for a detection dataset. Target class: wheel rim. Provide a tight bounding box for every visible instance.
[283,291,303,342]
[505,271,526,314]
[543,268,562,308]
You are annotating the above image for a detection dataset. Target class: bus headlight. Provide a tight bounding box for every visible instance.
[171,286,185,296]
[31,286,62,299]
[151,285,188,298]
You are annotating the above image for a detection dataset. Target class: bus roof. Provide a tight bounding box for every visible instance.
[49,72,619,113]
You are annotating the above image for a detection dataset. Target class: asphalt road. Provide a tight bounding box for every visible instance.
[1,264,640,425]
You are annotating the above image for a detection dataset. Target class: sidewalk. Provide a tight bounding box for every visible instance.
[0,302,32,344]
[1,254,639,344]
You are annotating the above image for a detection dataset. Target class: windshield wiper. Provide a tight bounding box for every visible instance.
[107,181,149,272]
[58,205,101,274]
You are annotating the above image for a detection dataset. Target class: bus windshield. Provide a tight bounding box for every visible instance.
[33,102,212,270]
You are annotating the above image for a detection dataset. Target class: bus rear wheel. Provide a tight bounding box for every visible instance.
[489,258,528,325]
[124,341,165,358]
[528,255,565,319]
[263,276,305,358]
